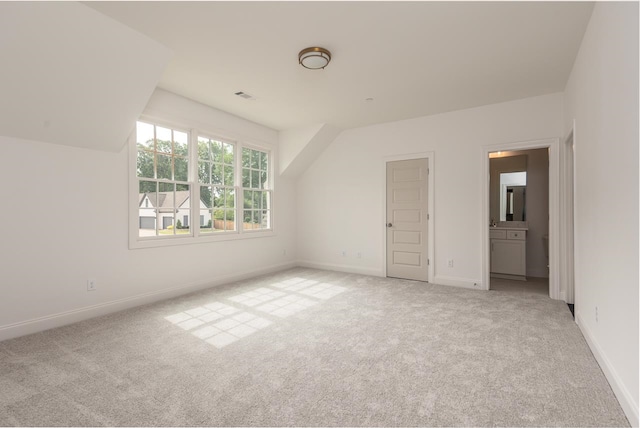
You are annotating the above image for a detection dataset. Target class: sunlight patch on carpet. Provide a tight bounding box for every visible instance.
[164,277,347,348]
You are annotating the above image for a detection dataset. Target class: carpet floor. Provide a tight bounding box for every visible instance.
[0,268,629,426]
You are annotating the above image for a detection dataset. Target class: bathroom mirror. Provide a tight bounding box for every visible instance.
[500,172,526,221]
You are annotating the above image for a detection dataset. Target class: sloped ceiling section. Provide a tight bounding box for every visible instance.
[0,2,171,152]
[279,124,342,178]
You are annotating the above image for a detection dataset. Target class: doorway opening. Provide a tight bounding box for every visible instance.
[482,139,561,299]
[488,148,549,293]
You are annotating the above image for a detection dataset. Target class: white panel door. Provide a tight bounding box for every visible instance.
[386,159,428,281]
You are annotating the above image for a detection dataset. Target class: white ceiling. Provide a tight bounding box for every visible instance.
[88,1,594,132]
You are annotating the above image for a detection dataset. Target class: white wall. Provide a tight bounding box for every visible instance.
[0,89,297,340]
[563,3,639,425]
[297,93,563,286]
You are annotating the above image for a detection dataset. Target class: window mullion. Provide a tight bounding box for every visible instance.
[237,144,243,233]
[190,128,199,237]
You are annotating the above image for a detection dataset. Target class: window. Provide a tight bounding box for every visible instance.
[242,147,271,230]
[136,121,190,237]
[132,120,273,247]
[198,136,236,233]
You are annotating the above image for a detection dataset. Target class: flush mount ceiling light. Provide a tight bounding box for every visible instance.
[298,47,331,70]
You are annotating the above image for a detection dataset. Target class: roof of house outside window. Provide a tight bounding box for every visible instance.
[139,191,191,212]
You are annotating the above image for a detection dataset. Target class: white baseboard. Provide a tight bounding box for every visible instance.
[296,260,383,277]
[576,312,638,427]
[0,261,296,343]
[432,275,483,291]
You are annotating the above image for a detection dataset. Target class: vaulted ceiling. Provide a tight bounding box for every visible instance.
[87,1,594,132]
[0,2,170,151]
[1,2,594,153]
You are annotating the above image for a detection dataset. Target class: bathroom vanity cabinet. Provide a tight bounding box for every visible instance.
[490,227,527,280]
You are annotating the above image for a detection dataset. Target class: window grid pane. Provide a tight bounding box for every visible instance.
[242,190,271,231]
[207,186,236,233]
[242,148,269,191]
[241,148,271,231]
[197,136,237,233]
[136,121,191,239]
[136,122,190,183]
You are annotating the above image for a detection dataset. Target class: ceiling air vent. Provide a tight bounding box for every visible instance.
[234,91,256,101]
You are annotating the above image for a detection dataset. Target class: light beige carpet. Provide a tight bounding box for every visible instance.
[0,268,630,426]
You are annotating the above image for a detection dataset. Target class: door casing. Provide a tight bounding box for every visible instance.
[562,123,576,304]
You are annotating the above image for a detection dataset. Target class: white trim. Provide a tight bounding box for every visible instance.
[432,275,483,290]
[240,146,274,233]
[131,229,276,249]
[561,121,577,304]
[191,131,237,240]
[381,151,435,282]
[482,138,560,299]
[576,313,638,427]
[297,260,384,277]
[129,124,139,247]
[0,261,296,343]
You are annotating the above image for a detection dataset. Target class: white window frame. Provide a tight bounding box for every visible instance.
[195,133,239,237]
[240,144,273,234]
[129,115,275,249]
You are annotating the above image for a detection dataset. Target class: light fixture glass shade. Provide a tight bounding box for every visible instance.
[299,47,331,70]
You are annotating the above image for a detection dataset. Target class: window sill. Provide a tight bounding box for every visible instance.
[129,229,275,250]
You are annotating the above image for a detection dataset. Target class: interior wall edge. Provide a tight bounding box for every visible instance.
[0,261,296,343]
[576,312,638,427]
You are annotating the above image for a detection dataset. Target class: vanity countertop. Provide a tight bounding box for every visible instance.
[489,226,529,231]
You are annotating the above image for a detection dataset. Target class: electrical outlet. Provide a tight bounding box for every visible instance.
[87,279,96,291]
[595,306,598,322]
[357,252,362,259]
[447,259,454,268]
[341,250,347,257]
[283,249,287,256]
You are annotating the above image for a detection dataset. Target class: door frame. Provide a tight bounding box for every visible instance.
[481,138,561,299]
[382,151,435,282]
[561,121,577,304]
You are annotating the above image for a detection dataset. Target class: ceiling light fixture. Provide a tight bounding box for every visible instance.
[298,47,331,70]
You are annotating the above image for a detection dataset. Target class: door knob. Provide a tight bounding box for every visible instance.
[387,223,393,227]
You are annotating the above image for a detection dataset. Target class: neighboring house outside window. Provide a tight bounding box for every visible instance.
[137,190,209,236]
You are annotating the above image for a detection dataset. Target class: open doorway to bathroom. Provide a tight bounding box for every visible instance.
[488,148,550,295]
